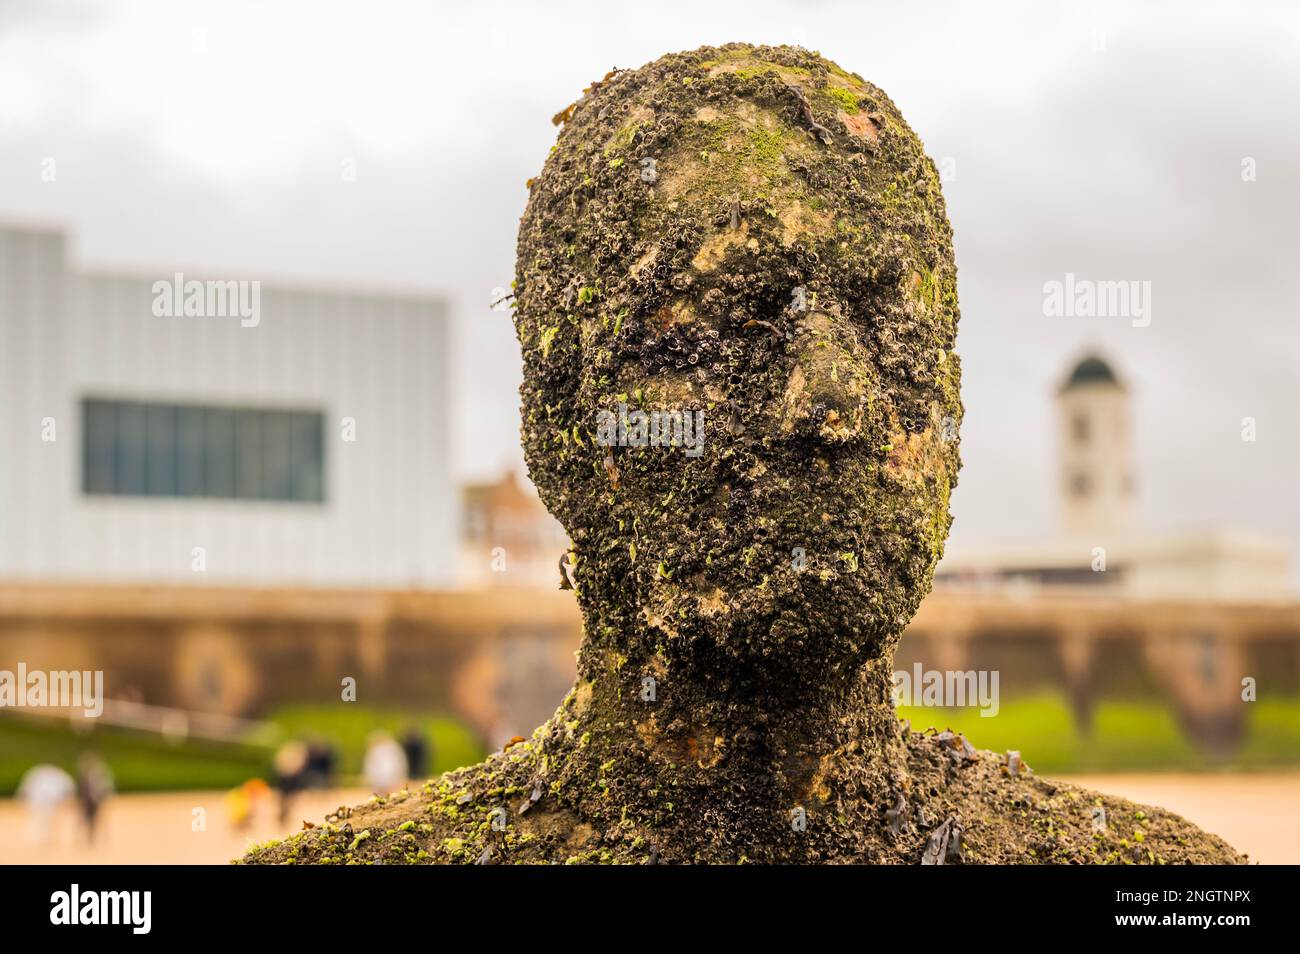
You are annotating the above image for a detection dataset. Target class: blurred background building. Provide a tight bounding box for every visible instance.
[937,353,1294,599]
[459,470,569,590]
[0,222,454,587]
[904,353,1300,763]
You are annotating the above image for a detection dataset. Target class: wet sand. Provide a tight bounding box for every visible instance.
[2,774,1296,864]
[0,787,372,865]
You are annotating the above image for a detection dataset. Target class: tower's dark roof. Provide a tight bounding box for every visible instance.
[1060,354,1123,392]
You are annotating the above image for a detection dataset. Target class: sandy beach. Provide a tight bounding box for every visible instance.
[2,773,1296,864]
[0,787,373,865]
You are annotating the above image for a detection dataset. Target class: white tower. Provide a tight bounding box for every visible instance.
[1057,354,1138,537]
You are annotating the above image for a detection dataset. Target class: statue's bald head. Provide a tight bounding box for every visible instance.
[514,43,962,682]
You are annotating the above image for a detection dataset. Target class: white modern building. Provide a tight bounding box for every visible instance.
[0,222,454,587]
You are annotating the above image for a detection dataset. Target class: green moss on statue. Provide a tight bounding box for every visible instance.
[243,43,1242,865]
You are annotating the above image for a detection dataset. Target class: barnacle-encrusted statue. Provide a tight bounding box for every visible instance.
[246,44,1241,865]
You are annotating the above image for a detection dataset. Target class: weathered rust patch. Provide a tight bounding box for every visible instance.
[840,110,879,142]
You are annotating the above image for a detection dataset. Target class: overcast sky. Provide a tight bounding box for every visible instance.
[1,0,1297,568]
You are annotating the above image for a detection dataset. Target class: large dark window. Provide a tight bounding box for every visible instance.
[82,397,325,503]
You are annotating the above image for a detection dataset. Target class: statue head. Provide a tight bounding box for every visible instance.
[514,44,961,690]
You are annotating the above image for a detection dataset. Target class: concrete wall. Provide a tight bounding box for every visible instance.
[3,583,1297,754]
[0,584,584,748]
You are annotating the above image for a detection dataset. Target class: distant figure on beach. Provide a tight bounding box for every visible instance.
[399,726,430,781]
[272,740,310,825]
[16,763,74,844]
[304,738,338,789]
[74,752,114,844]
[362,731,407,795]
[224,777,269,832]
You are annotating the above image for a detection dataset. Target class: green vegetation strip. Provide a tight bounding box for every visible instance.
[0,705,485,796]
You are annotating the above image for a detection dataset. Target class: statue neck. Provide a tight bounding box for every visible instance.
[539,596,909,859]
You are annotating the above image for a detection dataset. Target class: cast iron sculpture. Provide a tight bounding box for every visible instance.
[246,44,1241,864]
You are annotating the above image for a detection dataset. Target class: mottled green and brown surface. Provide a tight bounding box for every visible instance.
[241,725,1241,864]
[245,43,1241,864]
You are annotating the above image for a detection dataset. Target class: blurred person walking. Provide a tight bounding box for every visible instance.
[304,737,338,789]
[224,778,269,832]
[400,726,431,782]
[272,740,310,825]
[362,731,407,795]
[74,752,114,844]
[16,764,74,844]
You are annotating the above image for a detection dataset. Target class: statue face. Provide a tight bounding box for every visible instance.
[515,44,961,680]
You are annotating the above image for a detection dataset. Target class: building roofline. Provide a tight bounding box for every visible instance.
[0,219,450,307]
[72,264,450,309]
[1059,352,1125,393]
